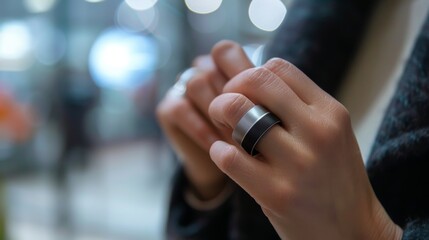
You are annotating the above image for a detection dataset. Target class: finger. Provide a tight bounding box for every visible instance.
[193,56,228,94]
[211,40,254,79]
[159,98,220,151]
[209,93,300,165]
[192,55,215,70]
[210,71,228,95]
[162,122,208,161]
[223,67,311,129]
[186,57,228,117]
[185,71,220,117]
[210,140,278,206]
[263,58,328,105]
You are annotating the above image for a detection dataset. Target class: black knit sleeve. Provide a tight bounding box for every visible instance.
[166,167,280,240]
[166,167,232,240]
[402,219,429,240]
[367,10,429,236]
[265,0,378,96]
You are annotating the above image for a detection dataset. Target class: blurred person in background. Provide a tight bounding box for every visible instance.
[53,68,98,232]
[157,0,429,239]
[56,69,98,174]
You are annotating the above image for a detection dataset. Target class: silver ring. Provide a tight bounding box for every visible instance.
[167,67,199,98]
[232,105,281,156]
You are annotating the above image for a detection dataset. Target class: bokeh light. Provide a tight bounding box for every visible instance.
[89,28,158,90]
[187,7,225,33]
[248,0,287,32]
[116,1,158,32]
[31,19,66,66]
[0,1,285,239]
[23,0,57,13]
[125,0,158,11]
[0,22,32,60]
[0,21,34,71]
[85,0,105,3]
[185,0,222,14]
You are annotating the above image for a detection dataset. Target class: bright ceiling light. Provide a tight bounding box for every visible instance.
[116,2,158,32]
[23,0,56,13]
[185,0,222,14]
[89,28,158,89]
[249,0,287,32]
[0,21,34,71]
[125,0,158,11]
[0,22,32,60]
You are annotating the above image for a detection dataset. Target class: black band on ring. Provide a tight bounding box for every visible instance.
[241,112,280,156]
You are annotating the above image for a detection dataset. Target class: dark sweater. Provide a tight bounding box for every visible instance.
[366,13,429,235]
[166,0,429,239]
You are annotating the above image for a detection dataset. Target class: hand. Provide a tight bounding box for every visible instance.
[208,58,403,239]
[156,41,254,200]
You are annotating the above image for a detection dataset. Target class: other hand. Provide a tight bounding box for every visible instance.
[156,41,254,200]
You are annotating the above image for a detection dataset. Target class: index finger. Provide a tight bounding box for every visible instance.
[211,40,254,79]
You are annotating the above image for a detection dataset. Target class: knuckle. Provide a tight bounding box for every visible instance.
[248,67,272,85]
[332,103,351,127]
[325,102,351,130]
[226,67,273,93]
[247,67,278,92]
[264,58,293,72]
[223,94,251,126]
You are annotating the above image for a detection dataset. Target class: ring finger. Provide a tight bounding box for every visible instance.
[209,92,301,167]
[223,67,312,133]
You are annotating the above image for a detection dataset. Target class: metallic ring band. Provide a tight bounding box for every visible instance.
[232,105,281,156]
[168,67,199,98]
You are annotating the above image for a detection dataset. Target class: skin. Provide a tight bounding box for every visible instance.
[156,41,254,200]
[158,40,403,239]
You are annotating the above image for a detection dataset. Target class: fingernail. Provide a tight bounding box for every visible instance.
[210,140,229,160]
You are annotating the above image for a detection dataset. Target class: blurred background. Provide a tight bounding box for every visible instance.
[0,0,290,239]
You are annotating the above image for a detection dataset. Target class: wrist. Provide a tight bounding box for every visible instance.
[183,165,228,200]
[184,180,235,211]
[365,202,403,240]
[187,177,230,201]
